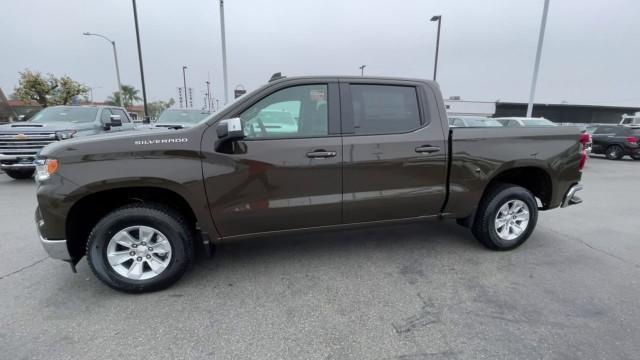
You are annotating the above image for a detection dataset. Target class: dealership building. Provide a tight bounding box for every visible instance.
[445,98,640,124]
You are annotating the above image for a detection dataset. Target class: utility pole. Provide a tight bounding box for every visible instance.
[430,15,442,81]
[132,0,149,121]
[526,0,550,117]
[219,0,229,105]
[82,33,122,107]
[182,66,188,109]
[359,65,367,76]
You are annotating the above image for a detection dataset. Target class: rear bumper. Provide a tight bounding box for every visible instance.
[35,208,71,261]
[561,184,583,208]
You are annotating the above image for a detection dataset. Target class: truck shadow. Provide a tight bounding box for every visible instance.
[181,219,482,285]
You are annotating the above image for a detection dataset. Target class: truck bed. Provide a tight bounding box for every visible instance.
[443,126,583,217]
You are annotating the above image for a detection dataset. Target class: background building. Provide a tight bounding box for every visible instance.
[444,97,640,124]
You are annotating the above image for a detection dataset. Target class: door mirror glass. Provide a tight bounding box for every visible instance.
[215,117,244,152]
[103,114,122,130]
[109,114,122,127]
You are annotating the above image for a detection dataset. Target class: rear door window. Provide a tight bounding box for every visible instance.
[349,85,421,135]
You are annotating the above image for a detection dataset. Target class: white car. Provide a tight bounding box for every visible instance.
[448,116,503,127]
[619,115,640,127]
[495,117,557,127]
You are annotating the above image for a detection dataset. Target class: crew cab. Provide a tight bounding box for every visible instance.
[34,76,585,292]
[0,105,134,179]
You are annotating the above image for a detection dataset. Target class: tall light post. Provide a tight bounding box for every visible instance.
[132,0,149,121]
[219,0,229,105]
[182,66,188,108]
[82,32,123,107]
[205,80,212,111]
[526,0,550,117]
[359,65,367,76]
[430,15,442,81]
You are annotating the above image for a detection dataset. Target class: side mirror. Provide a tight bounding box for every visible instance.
[109,115,123,127]
[103,114,122,130]
[215,117,244,152]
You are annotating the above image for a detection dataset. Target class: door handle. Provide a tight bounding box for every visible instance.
[415,145,440,154]
[306,150,337,159]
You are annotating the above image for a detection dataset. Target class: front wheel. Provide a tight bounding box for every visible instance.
[472,183,538,251]
[4,169,34,179]
[86,203,194,293]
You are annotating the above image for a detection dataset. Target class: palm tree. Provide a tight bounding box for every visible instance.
[106,85,141,108]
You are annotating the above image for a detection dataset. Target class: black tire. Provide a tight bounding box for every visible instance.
[631,154,640,160]
[605,145,624,160]
[472,183,538,251]
[86,203,194,293]
[4,169,34,179]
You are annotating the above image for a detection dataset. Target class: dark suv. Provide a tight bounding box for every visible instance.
[590,125,640,160]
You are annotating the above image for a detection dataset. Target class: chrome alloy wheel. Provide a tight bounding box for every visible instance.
[494,199,530,241]
[106,226,172,280]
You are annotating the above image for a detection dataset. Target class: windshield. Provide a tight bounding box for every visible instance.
[29,107,98,123]
[521,119,556,126]
[157,110,211,124]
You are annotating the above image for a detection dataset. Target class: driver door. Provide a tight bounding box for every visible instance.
[201,82,343,237]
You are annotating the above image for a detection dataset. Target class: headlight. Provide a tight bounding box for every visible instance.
[56,130,76,140]
[35,159,59,182]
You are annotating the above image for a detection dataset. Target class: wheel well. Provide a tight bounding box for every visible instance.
[487,167,552,209]
[65,187,197,259]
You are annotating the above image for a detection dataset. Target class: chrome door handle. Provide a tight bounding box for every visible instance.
[306,150,337,159]
[415,145,440,154]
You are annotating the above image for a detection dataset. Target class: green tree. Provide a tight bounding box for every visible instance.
[13,69,88,107]
[107,84,142,108]
[147,98,176,119]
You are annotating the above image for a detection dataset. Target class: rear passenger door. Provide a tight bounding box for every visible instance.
[340,80,447,224]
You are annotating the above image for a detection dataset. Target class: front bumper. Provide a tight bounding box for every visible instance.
[36,208,71,261]
[561,184,583,208]
[0,154,36,170]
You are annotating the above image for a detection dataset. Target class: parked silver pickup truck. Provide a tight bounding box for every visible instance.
[0,105,134,179]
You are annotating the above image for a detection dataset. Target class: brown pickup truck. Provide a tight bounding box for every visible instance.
[34,76,586,292]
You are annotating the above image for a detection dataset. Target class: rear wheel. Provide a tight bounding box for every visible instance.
[86,203,194,293]
[4,169,34,179]
[472,183,538,251]
[631,153,640,160]
[605,145,624,160]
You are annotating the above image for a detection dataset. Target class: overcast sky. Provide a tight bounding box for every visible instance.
[2,0,639,108]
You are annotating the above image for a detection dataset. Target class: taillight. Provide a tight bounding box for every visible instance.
[626,136,638,145]
[580,132,590,149]
[579,133,589,171]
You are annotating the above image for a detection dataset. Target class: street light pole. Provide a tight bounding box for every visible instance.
[82,32,123,107]
[359,65,367,76]
[205,80,211,111]
[182,66,188,108]
[132,0,149,121]
[526,0,550,117]
[219,0,229,105]
[430,15,442,82]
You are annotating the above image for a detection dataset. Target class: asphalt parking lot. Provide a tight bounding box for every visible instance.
[0,157,639,360]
